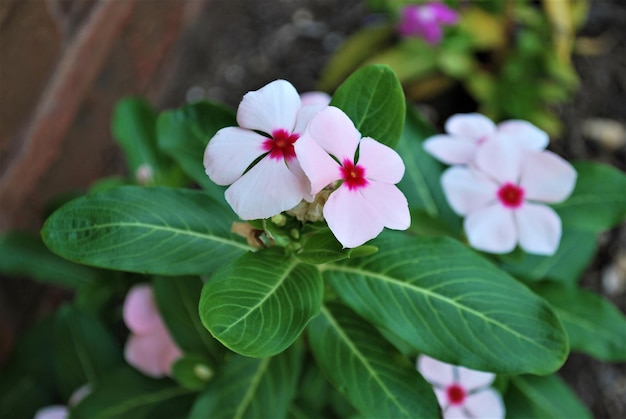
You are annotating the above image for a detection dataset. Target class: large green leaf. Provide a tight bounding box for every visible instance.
[0,232,100,288]
[188,343,303,419]
[199,249,323,357]
[323,232,568,375]
[69,368,195,419]
[112,97,182,186]
[41,186,249,275]
[152,276,224,363]
[52,305,123,400]
[501,228,598,285]
[157,101,236,199]
[397,106,461,233]
[505,374,591,419]
[553,161,626,232]
[532,282,626,362]
[330,64,406,149]
[308,303,440,418]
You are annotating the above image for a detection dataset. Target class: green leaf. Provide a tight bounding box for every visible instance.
[157,101,236,199]
[69,368,195,419]
[0,232,100,288]
[532,282,626,362]
[323,232,568,375]
[41,186,249,275]
[171,354,215,391]
[330,64,406,149]
[199,249,323,357]
[500,228,598,285]
[308,303,440,418]
[152,276,224,362]
[52,305,123,400]
[363,40,438,84]
[553,161,626,232]
[188,343,303,419]
[397,106,461,234]
[112,97,181,186]
[296,228,377,265]
[505,374,591,419]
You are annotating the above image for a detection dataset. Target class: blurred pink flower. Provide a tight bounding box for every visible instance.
[417,355,505,419]
[34,385,91,419]
[123,284,182,378]
[441,137,577,255]
[424,113,549,165]
[398,2,459,44]
[295,106,410,248]
[204,80,328,220]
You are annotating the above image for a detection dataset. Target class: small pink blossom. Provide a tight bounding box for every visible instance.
[441,137,577,255]
[295,106,410,248]
[398,2,459,45]
[417,355,505,419]
[34,385,91,419]
[123,284,182,378]
[204,80,328,220]
[424,113,549,165]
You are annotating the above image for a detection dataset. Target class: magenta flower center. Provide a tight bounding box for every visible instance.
[446,384,466,406]
[340,159,368,191]
[497,182,525,208]
[263,129,299,161]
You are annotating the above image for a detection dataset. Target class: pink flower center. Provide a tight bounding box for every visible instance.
[340,159,368,191]
[446,384,466,406]
[497,182,525,209]
[263,129,299,161]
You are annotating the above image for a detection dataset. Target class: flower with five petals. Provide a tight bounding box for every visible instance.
[398,2,459,45]
[204,80,327,220]
[417,355,505,419]
[295,106,410,248]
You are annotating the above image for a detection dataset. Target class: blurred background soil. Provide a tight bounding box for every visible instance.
[0,0,624,417]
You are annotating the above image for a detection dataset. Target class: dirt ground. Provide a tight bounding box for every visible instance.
[1,0,624,417]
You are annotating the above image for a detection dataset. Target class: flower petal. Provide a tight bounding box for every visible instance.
[456,366,495,390]
[474,135,525,184]
[34,406,69,419]
[204,127,267,186]
[423,135,479,165]
[358,137,405,184]
[431,2,459,24]
[360,181,410,231]
[124,332,181,378]
[516,203,562,255]
[441,167,498,215]
[497,120,549,150]
[464,389,505,419]
[299,91,331,107]
[520,150,577,203]
[286,157,314,202]
[293,104,325,135]
[417,355,455,388]
[323,185,385,248]
[294,133,341,195]
[443,405,470,419]
[445,113,496,140]
[434,388,449,411]
[225,157,305,220]
[123,284,161,335]
[464,204,517,254]
[308,106,360,162]
[237,79,301,133]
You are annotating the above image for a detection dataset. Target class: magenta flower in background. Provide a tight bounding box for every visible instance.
[204,80,328,220]
[123,284,182,378]
[398,2,459,44]
[424,113,549,165]
[441,137,577,255]
[417,355,505,419]
[295,106,410,248]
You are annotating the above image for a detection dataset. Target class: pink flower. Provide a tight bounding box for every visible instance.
[441,137,577,255]
[424,113,549,166]
[34,385,91,419]
[417,355,505,419]
[123,284,182,378]
[295,106,410,248]
[204,80,328,220]
[398,2,459,44]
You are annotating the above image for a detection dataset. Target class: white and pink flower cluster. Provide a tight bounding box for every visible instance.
[424,113,577,255]
[417,355,505,419]
[204,80,410,248]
